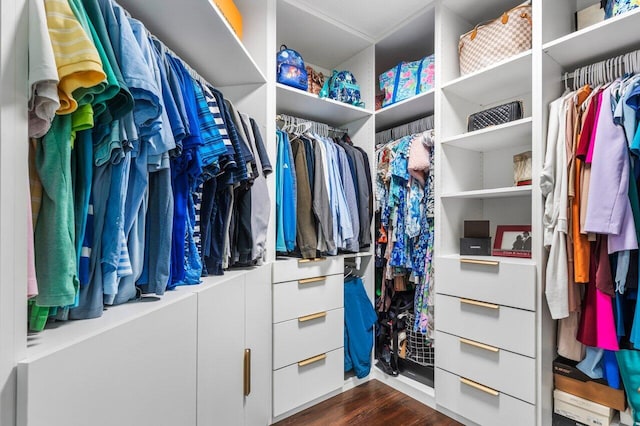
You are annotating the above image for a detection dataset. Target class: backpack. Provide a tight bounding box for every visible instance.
[319,70,364,107]
[276,45,308,91]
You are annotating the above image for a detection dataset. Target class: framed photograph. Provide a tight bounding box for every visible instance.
[492,225,532,258]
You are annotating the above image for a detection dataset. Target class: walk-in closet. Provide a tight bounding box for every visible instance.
[2,0,640,425]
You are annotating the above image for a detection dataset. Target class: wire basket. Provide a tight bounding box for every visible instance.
[405,312,435,367]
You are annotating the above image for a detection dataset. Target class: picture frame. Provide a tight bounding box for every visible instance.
[492,225,532,258]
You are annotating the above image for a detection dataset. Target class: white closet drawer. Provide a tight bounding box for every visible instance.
[435,294,535,357]
[273,274,343,323]
[436,330,535,404]
[436,368,535,426]
[273,347,344,417]
[273,308,343,370]
[272,257,344,283]
[436,255,536,311]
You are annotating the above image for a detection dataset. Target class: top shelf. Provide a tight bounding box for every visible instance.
[543,8,640,70]
[277,0,372,70]
[118,0,266,87]
[441,0,527,27]
[442,50,532,106]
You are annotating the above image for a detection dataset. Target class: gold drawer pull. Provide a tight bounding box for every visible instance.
[298,257,327,263]
[298,311,327,322]
[459,337,500,353]
[460,298,500,310]
[460,258,499,266]
[460,377,499,397]
[298,276,327,285]
[298,353,327,367]
[243,349,251,396]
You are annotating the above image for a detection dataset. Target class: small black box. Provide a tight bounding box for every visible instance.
[463,220,490,238]
[552,413,587,426]
[460,237,492,255]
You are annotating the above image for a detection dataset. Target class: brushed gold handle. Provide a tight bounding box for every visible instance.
[298,311,327,322]
[459,337,500,353]
[243,349,251,396]
[460,258,500,266]
[298,257,327,263]
[460,298,500,310]
[460,377,499,396]
[298,276,327,285]
[298,353,327,367]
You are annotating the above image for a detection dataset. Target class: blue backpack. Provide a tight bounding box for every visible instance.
[276,45,308,91]
[319,70,364,108]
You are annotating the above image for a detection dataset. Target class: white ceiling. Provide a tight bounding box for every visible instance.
[283,0,433,41]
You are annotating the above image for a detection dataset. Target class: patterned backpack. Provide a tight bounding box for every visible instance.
[319,70,364,107]
[276,45,308,91]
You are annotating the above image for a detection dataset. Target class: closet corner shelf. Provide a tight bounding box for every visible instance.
[438,253,536,267]
[276,83,373,128]
[374,89,435,132]
[441,50,532,106]
[440,185,532,200]
[118,0,266,87]
[543,8,640,70]
[441,117,532,152]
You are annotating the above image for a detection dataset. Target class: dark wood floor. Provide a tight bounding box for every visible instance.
[273,380,462,426]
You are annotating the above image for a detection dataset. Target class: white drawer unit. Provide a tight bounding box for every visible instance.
[437,255,536,311]
[436,330,536,404]
[272,257,344,283]
[436,294,535,358]
[273,307,344,370]
[273,347,344,417]
[273,274,344,323]
[436,367,535,426]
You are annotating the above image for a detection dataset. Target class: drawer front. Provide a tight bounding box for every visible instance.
[436,368,535,426]
[435,294,535,357]
[272,257,344,283]
[273,308,343,370]
[273,347,344,417]
[436,330,535,403]
[273,274,343,323]
[436,255,536,311]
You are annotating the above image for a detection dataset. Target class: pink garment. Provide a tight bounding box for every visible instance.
[594,288,619,350]
[585,92,602,164]
[27,195,38,298]
[407,134,430,186]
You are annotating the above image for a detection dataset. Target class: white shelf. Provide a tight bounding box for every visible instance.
[442,50,532,105]
[375,89,435,132]
[277,0,372,69]
[437,253,536,267]
[276,83,372,127]
[117,0,265,86]
[441,118,532,152]
[543,8,640,70]
[441,185,532,200]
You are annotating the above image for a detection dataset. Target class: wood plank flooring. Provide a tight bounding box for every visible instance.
[273,380,462,426]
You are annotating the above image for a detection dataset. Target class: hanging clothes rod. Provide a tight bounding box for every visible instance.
[564,47,640,89]
[275,113,348,134]
[375,114,434,146]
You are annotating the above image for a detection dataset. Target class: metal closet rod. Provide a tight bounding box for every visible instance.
[564,47,640,89]
[275,113,348,134]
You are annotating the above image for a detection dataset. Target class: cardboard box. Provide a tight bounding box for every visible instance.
[554,356,606,383]
[554,389,614,417]
[213,0,243,39]
[554,398,615,426]
[576,3,605,31]
[554,374,626,412]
